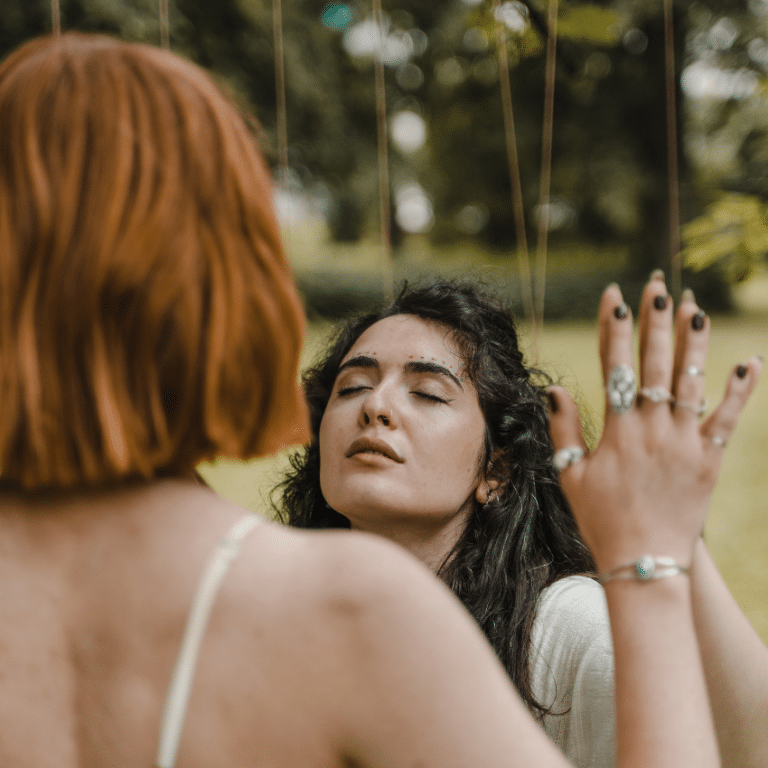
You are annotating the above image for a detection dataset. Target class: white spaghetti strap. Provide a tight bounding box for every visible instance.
[155,514,260,768]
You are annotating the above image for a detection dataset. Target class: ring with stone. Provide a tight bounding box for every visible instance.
[675,398,709,416]
[553,446,586,472]
[683,365,705,377]
[606,363,637,414]
[639,386,674,404]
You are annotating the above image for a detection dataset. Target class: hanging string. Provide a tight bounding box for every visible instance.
[492,0,536,345]
[372,0,394,304]
[159,0,170,49]
[273,0,290,193]
[534,0,558,336]
[663,0,681,300]
[270,0,297,264]
[51,0,61,36]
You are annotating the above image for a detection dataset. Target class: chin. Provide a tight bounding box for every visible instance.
[329,491,411,525]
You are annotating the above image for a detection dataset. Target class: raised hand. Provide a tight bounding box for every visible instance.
[547,276,761,574]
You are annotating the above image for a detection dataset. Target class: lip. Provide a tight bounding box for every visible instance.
[346,436,404,463]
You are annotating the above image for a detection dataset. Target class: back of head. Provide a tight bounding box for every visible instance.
[0,33,308,488]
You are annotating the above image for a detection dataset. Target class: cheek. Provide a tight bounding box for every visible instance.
[318,416,335,480]
[318,406,349,498]
[421,421,485,487]
[318,399,344,449]
[456,434,486,483]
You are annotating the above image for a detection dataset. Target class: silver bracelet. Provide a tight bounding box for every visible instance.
[597,555,690,584]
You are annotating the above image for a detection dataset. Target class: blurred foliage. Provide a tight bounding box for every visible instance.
[684,193,768,281]
[557,5,622,46]
[2,0,766,307]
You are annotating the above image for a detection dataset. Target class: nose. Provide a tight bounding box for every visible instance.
[359,382,396,428]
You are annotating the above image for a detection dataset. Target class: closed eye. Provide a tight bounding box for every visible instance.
[336,385,371,397]
[413,391,449,404]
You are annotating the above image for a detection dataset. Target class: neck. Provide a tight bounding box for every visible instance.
[347,511,470,575]
[0,474,206,523]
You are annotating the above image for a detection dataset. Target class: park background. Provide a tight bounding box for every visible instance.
[4,0,767,640]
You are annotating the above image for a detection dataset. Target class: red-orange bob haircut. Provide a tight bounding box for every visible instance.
[0,33,309,488]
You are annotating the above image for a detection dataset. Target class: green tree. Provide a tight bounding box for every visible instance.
[4,0,765,298]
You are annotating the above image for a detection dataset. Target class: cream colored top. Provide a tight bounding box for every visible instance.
[531,575,617,768]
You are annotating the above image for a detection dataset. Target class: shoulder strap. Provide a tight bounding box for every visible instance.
[155,514,261,768]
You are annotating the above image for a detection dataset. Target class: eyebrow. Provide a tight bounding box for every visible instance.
[336,355,464,390]
[336,355,379,376]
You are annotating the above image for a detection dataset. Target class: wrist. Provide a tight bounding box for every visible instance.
[597,555,690,585]
[601,568,693,614]
[591,537,697,576]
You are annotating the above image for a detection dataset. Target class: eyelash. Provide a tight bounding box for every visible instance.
[335,386,448,404]
[336,386,369,397]
[413,391,448,404]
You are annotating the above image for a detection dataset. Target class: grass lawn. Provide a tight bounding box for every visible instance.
[199,270,768,643]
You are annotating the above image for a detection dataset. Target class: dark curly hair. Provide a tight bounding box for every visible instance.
[273,279,595,718]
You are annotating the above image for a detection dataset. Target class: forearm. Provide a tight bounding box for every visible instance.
[692,538,768,766]
[545,280,762,768]
[605,576,719,768]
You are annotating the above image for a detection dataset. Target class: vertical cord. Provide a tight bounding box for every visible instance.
[372,0,394,305]
[663,0,681,301]
[535,0,558,340]
[51,0,61,36]
[273,0,293,260]
[493,0,536,347]
[273,0,290,186]
[159,0,170,49]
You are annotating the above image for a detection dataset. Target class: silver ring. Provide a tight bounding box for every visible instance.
[709,435,726,447]
[683,366,705,377]
[639,386,674,404]
[606,364,636,414]
[675,398,709,416]
[553,446,585,471]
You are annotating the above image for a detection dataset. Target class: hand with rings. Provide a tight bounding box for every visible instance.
[546,276,762,573]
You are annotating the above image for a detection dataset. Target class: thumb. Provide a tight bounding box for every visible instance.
[546,385,588,487]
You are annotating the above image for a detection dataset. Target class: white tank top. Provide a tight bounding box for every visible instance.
[155,515,260,768]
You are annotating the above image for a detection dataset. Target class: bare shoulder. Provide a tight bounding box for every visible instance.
[189,515,567,768]
[225,523,566,768]
[223,519,493,675]
[231,521,445,620]
[141,482,441,624]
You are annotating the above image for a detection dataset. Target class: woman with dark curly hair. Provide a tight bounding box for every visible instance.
[275,278,768,768]
[276,282,593,698]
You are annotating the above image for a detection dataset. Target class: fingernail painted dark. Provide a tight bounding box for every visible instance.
[692,310,705,331]
[547,391,559,413]
[653,294,668,311]
[736,364,748,379]
[614,303,628,320]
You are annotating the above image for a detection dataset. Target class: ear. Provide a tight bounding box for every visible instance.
[474,449,506,504]
[475,475,501,505]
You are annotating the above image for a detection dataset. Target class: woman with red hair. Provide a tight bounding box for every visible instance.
[0,30,741,768]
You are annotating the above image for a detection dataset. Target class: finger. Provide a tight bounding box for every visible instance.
[701,357,762,449]
[672,289,709,421]
[638,272,674,411]
[599,284,635,423]
[546,385,587,486]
